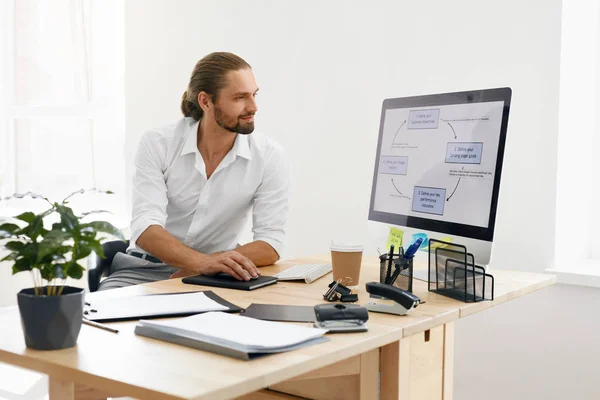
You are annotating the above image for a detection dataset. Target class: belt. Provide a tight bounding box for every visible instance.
[128,251,162,264]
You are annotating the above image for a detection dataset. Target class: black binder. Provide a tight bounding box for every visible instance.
[182,273,278,291]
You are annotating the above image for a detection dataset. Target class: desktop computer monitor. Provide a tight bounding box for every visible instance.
[368,87,511,268]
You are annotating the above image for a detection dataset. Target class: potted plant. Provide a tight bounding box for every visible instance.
[0,189,124,350]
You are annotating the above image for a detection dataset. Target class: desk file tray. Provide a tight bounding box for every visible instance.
[427,239,494,303]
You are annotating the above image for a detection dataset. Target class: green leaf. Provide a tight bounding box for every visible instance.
[86,239,105,259]
[1,253,19,261]
[40,265,54,282]
[12,257,33,273]
[4,241,25,251]
[0,223,20,236]
[42,230,71,243]
[80,221,124,240]
[56,205,79,232]
[80,209,112,217]
[36,231,71,263]
[72,243,92,261]
[15,212,35,223]
[27,216,45,242]
[68,262,85,279]
[18,242,39,265]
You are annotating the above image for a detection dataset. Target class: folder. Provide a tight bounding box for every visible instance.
[182,273,278,291]
[84,291,242,322]
[134,312,329,360]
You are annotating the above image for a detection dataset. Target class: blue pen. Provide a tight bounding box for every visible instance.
[403,237,424,259]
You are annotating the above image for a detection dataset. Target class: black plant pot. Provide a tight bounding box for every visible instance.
[17,286,84,350]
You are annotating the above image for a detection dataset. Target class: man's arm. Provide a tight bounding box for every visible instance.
[250,142,291,259]
[137,225,260,280]
[235,240,279,266]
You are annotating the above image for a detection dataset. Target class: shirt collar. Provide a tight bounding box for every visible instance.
[231,134,252,160]
[180,120,200,156]
[180,120,253,161]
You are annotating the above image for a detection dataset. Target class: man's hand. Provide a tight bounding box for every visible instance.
[170,251,260,281]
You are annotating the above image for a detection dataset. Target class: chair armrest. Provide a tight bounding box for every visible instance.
[87,240,130,292]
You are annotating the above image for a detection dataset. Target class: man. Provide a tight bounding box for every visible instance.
[98,52,290,290]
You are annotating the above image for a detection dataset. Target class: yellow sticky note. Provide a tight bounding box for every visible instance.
[424,237,453,251]
[386,227,404,250]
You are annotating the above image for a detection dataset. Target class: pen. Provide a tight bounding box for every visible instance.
[403,237,424,259]
[388,267,401,286]
[385,244,394,284]
[82,318,119,334]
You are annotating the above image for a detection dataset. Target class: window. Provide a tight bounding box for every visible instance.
[551,0,600,286]
[0,0,126,227]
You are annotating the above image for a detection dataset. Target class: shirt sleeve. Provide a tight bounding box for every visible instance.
[129,131,169,247]
[252,144,291,259]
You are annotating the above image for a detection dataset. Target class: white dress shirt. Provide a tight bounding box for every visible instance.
[127,117,290,258]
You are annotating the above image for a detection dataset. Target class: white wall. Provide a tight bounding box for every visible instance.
[556,0,600,263]
[123,3,590,400]
[125,0,561,274]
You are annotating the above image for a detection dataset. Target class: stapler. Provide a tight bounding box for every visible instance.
[365,282,422,315]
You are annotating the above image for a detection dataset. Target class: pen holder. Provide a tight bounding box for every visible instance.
[379,253,414,293]
[393,256,413,293]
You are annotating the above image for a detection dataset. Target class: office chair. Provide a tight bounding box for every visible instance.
[87,240,130,292]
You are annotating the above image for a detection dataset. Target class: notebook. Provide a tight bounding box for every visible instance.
[182,273,278,291]
[84,291,242,322]
[134,311,329,360]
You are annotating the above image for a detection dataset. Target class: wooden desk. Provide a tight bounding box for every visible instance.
[0,256,555,400]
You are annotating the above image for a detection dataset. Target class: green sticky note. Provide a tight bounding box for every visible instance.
[386,227,404,250]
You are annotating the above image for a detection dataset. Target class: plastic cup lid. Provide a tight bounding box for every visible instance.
[330,241,364,252]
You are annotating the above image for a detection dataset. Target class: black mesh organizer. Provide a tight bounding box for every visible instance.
[427,239,494,302]
[379,247,413,293]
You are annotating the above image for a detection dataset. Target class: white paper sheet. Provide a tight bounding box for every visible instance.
[85,291,228,320]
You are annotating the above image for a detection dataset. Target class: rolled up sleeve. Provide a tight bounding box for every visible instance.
[129,132,169,247]
[252,144,291,259]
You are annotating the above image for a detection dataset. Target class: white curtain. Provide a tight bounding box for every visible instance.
[0,0,126,227]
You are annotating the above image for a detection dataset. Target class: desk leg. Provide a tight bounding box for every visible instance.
[380,338,410,400]
[442,322,455,400]
[359,348,379,399]
[49,378,74,400]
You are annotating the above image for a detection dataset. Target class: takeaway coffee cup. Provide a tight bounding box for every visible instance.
[330,241,364,287]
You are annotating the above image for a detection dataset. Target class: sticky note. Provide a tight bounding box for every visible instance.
[422,236,453,252]
[386,227,403,250]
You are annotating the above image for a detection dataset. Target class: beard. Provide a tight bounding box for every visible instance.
[214,104,255,135]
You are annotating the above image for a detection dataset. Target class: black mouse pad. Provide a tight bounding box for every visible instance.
[240,304,316,322]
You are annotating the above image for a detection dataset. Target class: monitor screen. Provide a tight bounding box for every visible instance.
[368,88,511,242]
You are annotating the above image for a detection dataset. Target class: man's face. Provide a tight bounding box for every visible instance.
[212,68,259,135]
